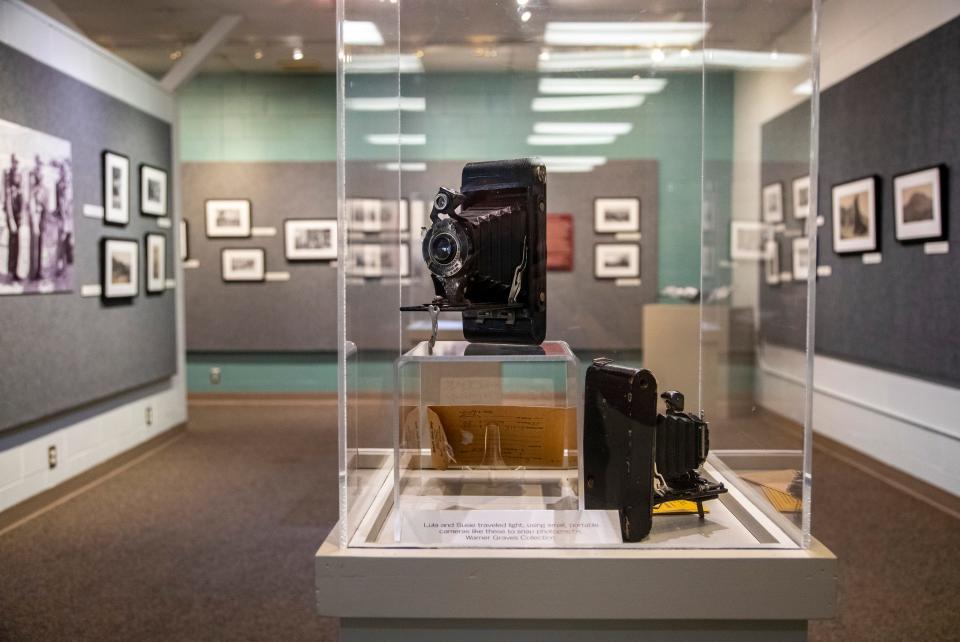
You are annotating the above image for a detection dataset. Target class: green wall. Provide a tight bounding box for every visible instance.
[179,71,733,392]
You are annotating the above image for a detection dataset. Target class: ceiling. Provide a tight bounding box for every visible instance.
[36,0,813,77]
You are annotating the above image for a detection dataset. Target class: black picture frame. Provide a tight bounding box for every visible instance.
[593,242,640,279]
[892,164,948,243]
[100,236,139,299]
[102,150,130,226]
[139,163,169,217]
[220,247,266,283]
[593,197,641,234]
[144,232,167,295]
[831,175,880,254]
[205,199,253,238]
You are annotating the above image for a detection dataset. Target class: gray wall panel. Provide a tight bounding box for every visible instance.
[0,43,176,431]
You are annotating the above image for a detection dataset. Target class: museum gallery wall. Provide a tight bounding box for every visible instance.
[0,42,176,431]
[182,160,658,352]
[758,16,960,387]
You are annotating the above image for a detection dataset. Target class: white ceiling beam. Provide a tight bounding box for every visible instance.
[23,0,82,33]
[160,14,242,93]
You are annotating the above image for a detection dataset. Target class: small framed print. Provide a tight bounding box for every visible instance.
[764,239,780,285]
[345,244,381,278]
[221,248,265,282]
[380,243,410,277]
[140,164,168,216]
[792,175,811,220]
[762,182,784,223]
[102,238,139,298]
[792,237,811,281]
[347,198,382,233]
[179,220,189,261]
[594,198,640,233]
[103,151,130,225]
[206,199,252,238]
[378,198,409,233]
[893,165,944,242]
[284,219,337,261]
[730,221,769,260]
[594,243,640,279]
[145,233,166,294]
[832,176,878,253]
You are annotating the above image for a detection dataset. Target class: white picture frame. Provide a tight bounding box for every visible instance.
[764,240,780,285]
[347,198,382,233]
[832,176,877,253]
[221,248,265,282]
[346,244,382,278]
[730,221,770,261]
[762,182,784,223]
[102,238,139,298]
[140,164,168,216]
[792,237,810,281]
[792,175,811,220]
[145,233,166,294]
[594,243,640,279]
[103,151,130,225]
[893,166,943,241]
[594,198,640,233]
[206,199,252,238]
[284,219,337,261]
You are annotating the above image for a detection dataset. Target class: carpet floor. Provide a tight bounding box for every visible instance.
[0,401,957,641]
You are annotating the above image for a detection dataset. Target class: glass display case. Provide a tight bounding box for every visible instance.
[337,0,820,550]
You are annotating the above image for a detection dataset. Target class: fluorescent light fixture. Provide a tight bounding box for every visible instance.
[793,79,813,96]
[537,48,806,72]
[533,122,633,135]
[378,162,427,172]
[544,22,708,47]
[364,133,426,145]
[540,155,607,173]
[538,49,656,72]
[700,49,806,69]
[538,77,666,95]
[527,134,617,146]
[531,95,645,112]
[345,96,426,112]
[344,53,424,74]
[343,21,384,46]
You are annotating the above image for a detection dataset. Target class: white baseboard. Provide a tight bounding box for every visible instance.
[757,343,960,496]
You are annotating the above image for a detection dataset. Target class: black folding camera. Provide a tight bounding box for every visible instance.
[583,358,727,542]
[400,158,547,345]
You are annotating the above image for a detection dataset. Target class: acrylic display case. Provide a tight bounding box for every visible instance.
[337,0,821,551]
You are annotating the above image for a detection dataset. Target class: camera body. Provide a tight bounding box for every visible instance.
[583,358,726,542]
[404,158,547,345]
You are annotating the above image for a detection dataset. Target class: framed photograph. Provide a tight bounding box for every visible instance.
[379,198,409,233]
[102,238,139,299]
[345,244,382,278]
[0,118,75,296]
[594,243,640,279]
[832,176,877,253]
[145,233,166,294]
[547,213,574,271]
[730,221,769,260]
[764,240,780,285]
[103,151,130,225]
[594,198,640,233]
[284,219,337,261]
[379,243,410,277]
[792,237,811,281]
[206,199,252,238]
[893,165,944,241]
[792,175,811,220]
[221,248,265,282]
[347,198,382,233]
[139,165,168,216]
[762,182,783,223]
[179,220,189,261]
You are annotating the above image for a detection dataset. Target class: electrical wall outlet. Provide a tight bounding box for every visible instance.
[48,445,57,470]
[210,367,221,385]
[145,405,153,426]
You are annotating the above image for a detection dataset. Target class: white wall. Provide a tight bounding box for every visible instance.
[736,0,960,495]
[0,0,186,515]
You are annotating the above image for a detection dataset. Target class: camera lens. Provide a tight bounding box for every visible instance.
[431,233,457,264]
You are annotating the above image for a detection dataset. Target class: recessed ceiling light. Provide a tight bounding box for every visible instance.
[254,49,263,60]
[379,162,427,172]
[343,21,385,46]
[793,79,813,96]
[364,133,427,146]
[345,53,424,74]
[531,95,646,112]
[527,134,617,146]
[534,122,633,135]
[169,50,182,61]
[538,77,667,95]
[520,10,532,23]
[651,48,665,63]
[517,0,529,5]
[292,47,304,61]
[544,22,709,47]
[345,97,427,111]
[680,48,691,58]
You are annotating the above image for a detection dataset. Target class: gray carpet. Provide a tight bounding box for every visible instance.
[0,401,957,641]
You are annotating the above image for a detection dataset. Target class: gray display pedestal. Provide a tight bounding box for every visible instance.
[315,528,837,640]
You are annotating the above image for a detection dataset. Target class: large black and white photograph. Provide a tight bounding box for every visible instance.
[832,176,877,253]
[594,243,640,279]
[1,118,75,295]
[762,182,783,223]
[792,175,811,220]
[893,166,944,241]
[103,150,129,225]
[792,237,811,281]
[284,219,337,261]
[730,220,769,261]
[594,197,640,233]
[346,198,382,233]
[221,247,266,282]
[345,244,382,278]
[102,238,139,299]
[206,199,252,238]
[140,164,168,216]
[145,233,166,294]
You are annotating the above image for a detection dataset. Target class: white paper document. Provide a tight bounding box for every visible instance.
[399,510,623,547]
